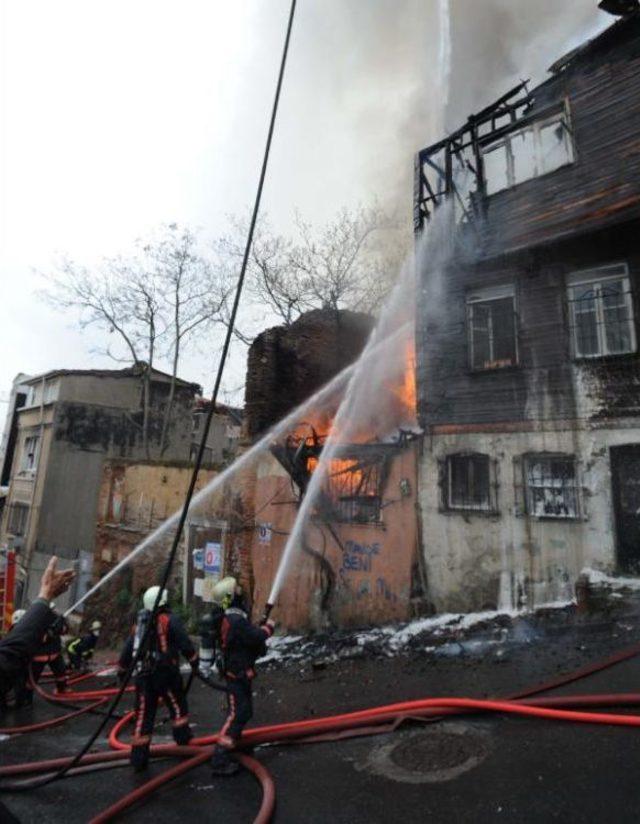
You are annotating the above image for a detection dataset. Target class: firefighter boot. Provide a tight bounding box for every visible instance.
[210,744,239,776]
[130,744,150,773]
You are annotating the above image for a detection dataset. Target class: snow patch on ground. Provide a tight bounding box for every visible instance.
[259,601,578,667]
[582,567,640,591]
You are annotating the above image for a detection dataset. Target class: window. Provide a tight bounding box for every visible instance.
[568,264,636,358]
[7,503,29,536]
[482,109,574,195]
[524,455,578,519]
[20,435,40,473]
[441,453,498,513]
[43,380,58,404]
[311,456,383,524]
[467,284,517,370]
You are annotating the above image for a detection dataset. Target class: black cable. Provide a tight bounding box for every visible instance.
[0,0,296,792]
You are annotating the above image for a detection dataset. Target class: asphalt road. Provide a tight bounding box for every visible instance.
[2,620,640,823]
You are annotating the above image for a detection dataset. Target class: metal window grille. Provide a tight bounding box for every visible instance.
[326,459,382,524]
[568,271,636,358]
[445,454,497,512]
[524,456,578,519]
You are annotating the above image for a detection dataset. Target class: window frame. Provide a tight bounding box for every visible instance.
[7,503,29,536]
[523,453,580,521]
[328,458,384,525]
[480,107,574,196]
[43,380,59,405]
[567,263,637,359]
[466,283,519,371]
[20,434,40,474]
[440,452,499,515]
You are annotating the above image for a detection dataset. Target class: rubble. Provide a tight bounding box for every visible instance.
[259,587,640,672]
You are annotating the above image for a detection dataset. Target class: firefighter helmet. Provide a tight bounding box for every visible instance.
[211,576,238,608]
[142,586,169,611]
[91,620,102,634]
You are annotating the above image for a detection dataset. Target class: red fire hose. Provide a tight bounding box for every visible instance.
[4,639,640,822]
[5,692,640,823]
[88,748,214,824]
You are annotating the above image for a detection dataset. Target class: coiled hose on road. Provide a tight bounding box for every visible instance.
[3,639,640,822]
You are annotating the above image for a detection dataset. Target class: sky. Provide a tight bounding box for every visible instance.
[0,0,611,406]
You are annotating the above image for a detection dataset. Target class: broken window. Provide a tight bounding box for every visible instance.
[20,435,40,473]
[320,457,383,524]
[467,284,517,370]
[524,455,578,519]
[481,109,574,195]
[7,503,29,536]
[568,264,636,358]
[442,453,497,512]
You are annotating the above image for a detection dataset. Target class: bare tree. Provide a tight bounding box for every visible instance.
[292,206,384,312]
[214,205,407,336]
[43,224,229,458]
[213,216,309,332]
[146,224,232,455]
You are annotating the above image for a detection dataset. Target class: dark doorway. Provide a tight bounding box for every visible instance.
[611,445,640,573]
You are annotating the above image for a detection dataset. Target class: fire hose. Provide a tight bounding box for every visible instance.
[4,691,640,821]
[4,629,640,816]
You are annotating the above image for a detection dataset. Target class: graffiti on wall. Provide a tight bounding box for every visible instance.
[340,540,381,574]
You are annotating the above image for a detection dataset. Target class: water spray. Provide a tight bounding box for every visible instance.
[64,324,410,618]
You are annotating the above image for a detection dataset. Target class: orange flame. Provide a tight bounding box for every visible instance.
[287,335,416,453]
[390,339,417,419]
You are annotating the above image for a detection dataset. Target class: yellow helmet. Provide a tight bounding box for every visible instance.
[211,576,238,609]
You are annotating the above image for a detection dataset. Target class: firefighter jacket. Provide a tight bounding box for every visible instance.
[118,609,198,673]
[220,607,273,678]
[0,599,56,688]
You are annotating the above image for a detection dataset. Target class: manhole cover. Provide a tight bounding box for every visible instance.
[356,723,490,784]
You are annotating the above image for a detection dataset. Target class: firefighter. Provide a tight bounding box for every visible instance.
[118,586,199,771]
[0,610,26,713]
[14,610,68,707]
[67,620,102,671]
[0,557,74,706]
[209,576,275,776]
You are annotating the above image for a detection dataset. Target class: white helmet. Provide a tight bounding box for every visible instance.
[91,620,102,634]
[11,609,26,626]
[211,576,238,607]
[143,586,169,612]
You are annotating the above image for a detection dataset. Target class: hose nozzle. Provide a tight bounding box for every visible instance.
[260,602,274,625]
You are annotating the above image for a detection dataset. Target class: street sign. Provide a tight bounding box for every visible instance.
[258,523,272,544]
[204,542,221,577]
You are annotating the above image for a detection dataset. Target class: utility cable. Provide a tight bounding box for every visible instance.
[0,0,297,792]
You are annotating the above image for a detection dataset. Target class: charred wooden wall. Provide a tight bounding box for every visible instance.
[417,221,640,429]
[473,15,640,259]
[244,309,374,439]
[416,16,640,431]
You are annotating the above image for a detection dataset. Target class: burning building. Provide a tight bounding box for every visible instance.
[414,3,640,612]
[212,308,426,630]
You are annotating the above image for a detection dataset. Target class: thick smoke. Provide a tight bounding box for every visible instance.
[261,0,609,227]
[447,0,609,128]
